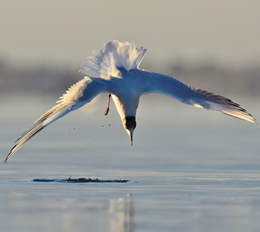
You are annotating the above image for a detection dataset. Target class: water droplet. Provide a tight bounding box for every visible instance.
[109,124,111,127]
[102,125,104,128]
[98,157,101,161]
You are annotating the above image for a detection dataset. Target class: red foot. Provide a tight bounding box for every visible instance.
[104,108,109,116]
[104,94,111,116]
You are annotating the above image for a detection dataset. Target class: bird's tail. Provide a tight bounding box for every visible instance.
[79,41,147,78]
[4,104,71,163]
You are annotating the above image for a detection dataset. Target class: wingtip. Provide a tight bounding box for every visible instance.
[4,151,12,164]
[4,156,9,164]
[250,116,257,125]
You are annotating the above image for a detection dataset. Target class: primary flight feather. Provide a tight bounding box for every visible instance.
[5,41,256,163]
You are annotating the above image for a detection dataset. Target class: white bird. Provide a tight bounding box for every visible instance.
[5,41,256,163]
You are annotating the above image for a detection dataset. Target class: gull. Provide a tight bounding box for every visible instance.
[5,41,256,163]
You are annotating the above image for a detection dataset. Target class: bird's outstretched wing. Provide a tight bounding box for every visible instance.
[5,77,108,163]
[140,71,256,124]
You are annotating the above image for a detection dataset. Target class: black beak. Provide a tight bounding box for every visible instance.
[123,116,136,146]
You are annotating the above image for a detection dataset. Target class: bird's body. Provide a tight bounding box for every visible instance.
[5,41,256,163]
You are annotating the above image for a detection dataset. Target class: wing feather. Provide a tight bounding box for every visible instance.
[189,87,256,124]
[5,77,108,163]
[139,71,256,124]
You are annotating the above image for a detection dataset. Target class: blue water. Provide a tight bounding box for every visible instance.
[1,94,259,232]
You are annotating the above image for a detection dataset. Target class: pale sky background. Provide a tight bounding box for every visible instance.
[1,0,260,70]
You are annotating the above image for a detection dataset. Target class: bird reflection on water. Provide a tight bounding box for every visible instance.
[105,194,135,232]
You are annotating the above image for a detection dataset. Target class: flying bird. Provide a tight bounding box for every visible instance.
[5,41,256,163]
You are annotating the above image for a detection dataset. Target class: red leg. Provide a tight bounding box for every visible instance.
[104,94,111,116]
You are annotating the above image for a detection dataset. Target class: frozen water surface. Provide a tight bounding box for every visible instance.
[0,95,259,232]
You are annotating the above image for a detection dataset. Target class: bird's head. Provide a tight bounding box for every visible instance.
[123,116,136,146]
